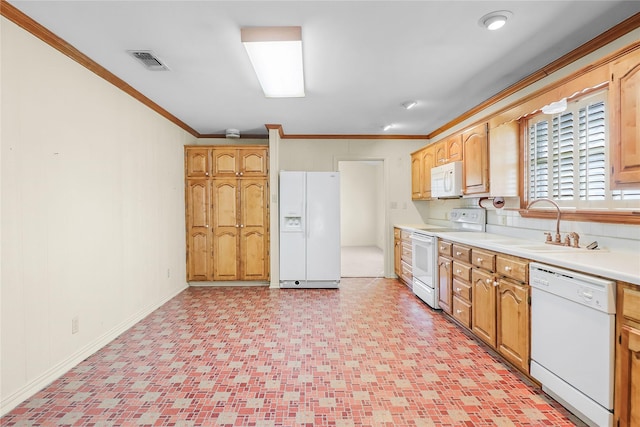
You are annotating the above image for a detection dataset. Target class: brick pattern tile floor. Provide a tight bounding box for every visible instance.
[2,278,583,426]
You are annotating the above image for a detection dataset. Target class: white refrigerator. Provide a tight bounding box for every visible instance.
[279,171,341,288]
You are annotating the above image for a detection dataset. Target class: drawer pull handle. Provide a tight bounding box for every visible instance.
[477,257,484,263]
[504,266,512,272]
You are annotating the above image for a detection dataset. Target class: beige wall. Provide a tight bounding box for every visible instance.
[1,18,195,413]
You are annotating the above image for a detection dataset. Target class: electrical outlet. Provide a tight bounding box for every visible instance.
[167,268,171,278]
[500,215,508,226]
[72,316,79,334]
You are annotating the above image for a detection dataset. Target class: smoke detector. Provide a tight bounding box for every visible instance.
[225,129,240,138]
[127,50,170,71]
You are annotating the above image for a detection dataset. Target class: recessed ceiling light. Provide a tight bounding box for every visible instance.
[479,11,512,31]
[382,124,393,131]
[402,101,418,110]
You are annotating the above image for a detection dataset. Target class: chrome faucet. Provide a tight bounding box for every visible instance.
[526,198,562,244]
[526,198,581,247]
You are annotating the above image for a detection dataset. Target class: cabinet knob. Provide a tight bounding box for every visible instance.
[235,172,239,176]
[485,278,492,285]
[477,257,484,263]
[440,246,445,251]
[504,266,512,272]
[239,172,243,176]
[456,287,461,292]
[456,269,461,274]
[236,224,240,228]
[205,172,209,176]
[240,224,244,228]
[456,309,462,314]
[456,251,462,256]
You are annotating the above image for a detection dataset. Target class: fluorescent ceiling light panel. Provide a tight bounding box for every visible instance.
[241,26,305,98]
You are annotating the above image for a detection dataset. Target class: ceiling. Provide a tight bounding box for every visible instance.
[7,1,640,137]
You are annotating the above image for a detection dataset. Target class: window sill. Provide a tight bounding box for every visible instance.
[518,209,640,225]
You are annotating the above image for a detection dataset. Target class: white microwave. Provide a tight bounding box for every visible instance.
[431,161,463,198]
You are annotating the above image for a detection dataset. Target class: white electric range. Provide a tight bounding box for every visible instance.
[410,208,486,309]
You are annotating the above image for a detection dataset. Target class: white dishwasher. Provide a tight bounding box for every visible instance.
[529,263,616,427]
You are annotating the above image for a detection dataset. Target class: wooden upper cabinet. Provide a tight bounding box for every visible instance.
[421,145,435,199]
[186,148,211,177]
[213,147,268,177]
[610,49,640,188]
[434,141,447,165]
[489,121,520,197]
[446,134,463,163]
[462,123,489,195]
[411,151,423,199]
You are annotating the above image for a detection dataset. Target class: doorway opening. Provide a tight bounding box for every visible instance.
[338,160,385,277]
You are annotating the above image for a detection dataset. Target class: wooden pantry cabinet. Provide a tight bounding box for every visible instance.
[615,283,640,427]
[185,145,269,282]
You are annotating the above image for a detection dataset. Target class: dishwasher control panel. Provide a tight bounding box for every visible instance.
[529,262,616,313]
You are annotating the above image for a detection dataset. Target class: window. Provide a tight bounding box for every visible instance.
[526,91,640,210]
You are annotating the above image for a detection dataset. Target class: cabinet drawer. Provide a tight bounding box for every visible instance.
[452,296,472,328]
[452,244,472,263]
[401,242,412,262]
[496,255,528,283]
[394,228,402,239]
[472,248,496,271]
[438,240,452,257]
[452,261,472,282]
[453,278,472,302]
[401,260,412,284]
[623,287,640,324]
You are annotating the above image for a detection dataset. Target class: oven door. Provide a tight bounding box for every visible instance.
[410,233,438,309]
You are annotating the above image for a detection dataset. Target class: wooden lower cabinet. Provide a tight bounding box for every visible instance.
[437,239,531,377]
[399,230,413,287]
[616,284,640,427]
[497,279,530,373]
[438,255,452,314]
[394,228,402,279]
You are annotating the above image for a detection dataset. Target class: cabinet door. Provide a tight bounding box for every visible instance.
[394,231,402,278]
[438,256,452,314]
[463,123,489,195]
[186,179,211,281]
[446,134,463,163]
[239,179,269,280]
[187,230,212,281]
[472,268,497,348]
[610,51,640,188]
[618,325,640,427]
[411,151,423,199]
[434,141,447,166]
[212,148,239,176]
[186,180,210,229]
[212,179,239,280]
[497,279,530,373]
[186,148,210,178]
[421,145,435,199]
[239,148,268,177]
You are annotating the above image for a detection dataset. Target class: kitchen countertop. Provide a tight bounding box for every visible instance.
[395,224,640,286]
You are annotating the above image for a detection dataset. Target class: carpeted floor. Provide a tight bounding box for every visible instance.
[1,278,583,426]
[340,246,384,277]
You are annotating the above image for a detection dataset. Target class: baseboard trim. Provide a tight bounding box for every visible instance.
[0,285,187,416]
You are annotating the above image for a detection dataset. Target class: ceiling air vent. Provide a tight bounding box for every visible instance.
[127,50,169,71]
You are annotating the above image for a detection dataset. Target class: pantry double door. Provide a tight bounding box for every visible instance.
[185,146,269,282]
